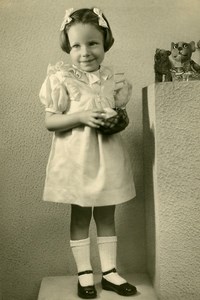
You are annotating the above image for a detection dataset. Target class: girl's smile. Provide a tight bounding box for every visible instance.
[68,23,105,72]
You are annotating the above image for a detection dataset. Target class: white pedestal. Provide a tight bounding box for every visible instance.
[38,273,157,300]
[143,82,200,299]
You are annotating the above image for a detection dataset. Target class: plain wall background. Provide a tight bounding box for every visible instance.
[1,0,200,299]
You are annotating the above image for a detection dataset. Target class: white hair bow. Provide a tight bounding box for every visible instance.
[60,7,108,31]
[93,8,108,28]
[60,8,74,31]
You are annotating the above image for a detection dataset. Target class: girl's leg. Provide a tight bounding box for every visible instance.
[93,206,133,284]
[70,204,92,240]
[70,205,95,290]
[93,205,116,237]
[93,205,137,296]
[93,205,125,284]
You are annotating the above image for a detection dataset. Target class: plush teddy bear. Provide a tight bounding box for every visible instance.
[170,41,200,73]
[154,48,172,82]
[168,41,200,81]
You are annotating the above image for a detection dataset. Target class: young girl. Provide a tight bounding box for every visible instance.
[39,7,137,299]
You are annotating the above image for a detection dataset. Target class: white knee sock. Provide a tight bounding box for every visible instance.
[70,238,94,287]
[97,236,126,285]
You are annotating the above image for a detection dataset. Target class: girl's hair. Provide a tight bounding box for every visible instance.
[60,8,114,54]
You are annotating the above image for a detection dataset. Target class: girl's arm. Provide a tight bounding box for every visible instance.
[45,110,105,132]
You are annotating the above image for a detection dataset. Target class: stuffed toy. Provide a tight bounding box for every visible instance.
[170,41,200,80]
[154,49,172,82]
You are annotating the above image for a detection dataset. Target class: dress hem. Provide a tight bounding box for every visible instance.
[42,185,136,207]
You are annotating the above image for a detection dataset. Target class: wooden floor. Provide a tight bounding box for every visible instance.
[38,273,157,300]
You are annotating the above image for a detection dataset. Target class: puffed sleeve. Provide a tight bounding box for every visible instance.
[114,72,132,108]
[39,65,69,114]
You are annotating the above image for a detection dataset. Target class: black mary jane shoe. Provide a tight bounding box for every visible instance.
[77,270,97,299]
[101,268,137,296]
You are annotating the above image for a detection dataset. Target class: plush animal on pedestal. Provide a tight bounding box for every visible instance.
[170,41,200,74]
[154,49,172,82]
[194,40,200,65]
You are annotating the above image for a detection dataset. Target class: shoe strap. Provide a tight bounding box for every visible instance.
[78,270,93,276]
[102,268,117,276]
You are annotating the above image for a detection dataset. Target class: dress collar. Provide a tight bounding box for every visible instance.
[68,65,111,84]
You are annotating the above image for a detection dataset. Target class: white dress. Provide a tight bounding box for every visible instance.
[39,62,136,206]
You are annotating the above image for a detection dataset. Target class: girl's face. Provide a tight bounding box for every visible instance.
[68,23,105,72]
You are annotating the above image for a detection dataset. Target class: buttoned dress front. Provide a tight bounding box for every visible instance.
[39,62,136,206]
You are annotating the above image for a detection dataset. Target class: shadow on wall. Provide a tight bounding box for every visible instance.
[142,87,156,284]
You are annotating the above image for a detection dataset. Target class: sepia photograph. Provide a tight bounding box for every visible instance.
[1,0,200,299]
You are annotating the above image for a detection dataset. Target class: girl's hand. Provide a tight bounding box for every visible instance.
[79,110,105,128]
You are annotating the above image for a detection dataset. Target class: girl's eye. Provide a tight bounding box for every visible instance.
[72,44,80,48]
[89,41,98,46]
